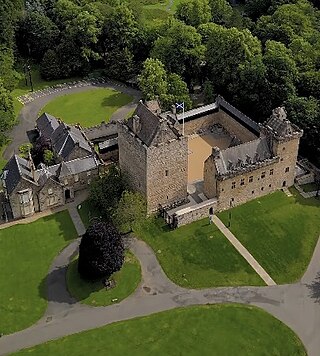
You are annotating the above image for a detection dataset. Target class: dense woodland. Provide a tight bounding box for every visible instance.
[0,0,320,164]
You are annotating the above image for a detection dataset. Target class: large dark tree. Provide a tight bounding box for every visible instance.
[78,221,124,281]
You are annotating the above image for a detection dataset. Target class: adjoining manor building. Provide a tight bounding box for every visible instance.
[1,114,102,220]
[118,97,303,225]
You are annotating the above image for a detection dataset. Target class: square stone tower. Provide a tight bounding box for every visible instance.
[118,101,188,213]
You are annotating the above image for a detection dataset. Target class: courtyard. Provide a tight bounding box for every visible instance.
[187,131,232,183]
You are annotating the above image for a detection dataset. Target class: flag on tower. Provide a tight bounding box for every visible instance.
[175,102,184,110]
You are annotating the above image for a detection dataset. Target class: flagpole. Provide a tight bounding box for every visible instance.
[182,102,185,136]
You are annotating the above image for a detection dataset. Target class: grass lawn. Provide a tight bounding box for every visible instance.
[67,251,141,306]
[301,182,318,192]
[218,189,320,284]
[77,200,99,229]
[0,211,77,334]
[136,218,263,288]
[40,88,133,127]
[15,304,306,355]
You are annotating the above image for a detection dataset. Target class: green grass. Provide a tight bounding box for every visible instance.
[0,211,77,334]
[301,182,318,192]
[15,304,306,356]
[136,218,263,288]
[40,88,133,127]
[218,189,320,284]
[77,200,99,228]
[67,251,141,306]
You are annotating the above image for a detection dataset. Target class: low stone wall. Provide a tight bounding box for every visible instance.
[295,172,315,185]
[174,198,218,227]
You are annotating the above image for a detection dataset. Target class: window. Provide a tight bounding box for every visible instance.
[240,178,245,186]
[270,169,274,175]
[64,179,68,186]
[74,174,79,182]
[231,181,236,189]
[280,158,284,162]
[48,188,53,195]
[249,176,253,183]
[87,178,91,185]
[269,184,272,188]
[261,187,264,191]
[285,167,290,173]
[282,147,286,151]
[48,195,56,206]
[261,172,266,179]
[165,170,169,177]
[87,171,91,176]
[252,190,254,194]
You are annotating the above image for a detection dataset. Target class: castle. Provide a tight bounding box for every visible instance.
[1,96,303,226]
[117,96,303,226]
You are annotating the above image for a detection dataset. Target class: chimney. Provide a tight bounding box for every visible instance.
[171,105,176,115]
[132,115,140,134]
[212,146,220,158]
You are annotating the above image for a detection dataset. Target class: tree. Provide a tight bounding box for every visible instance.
[176,0,211,27]
[162,73,192,110]
[43,149,54,165]
[40,49,61,80]
[78,221,124,280]
[89,165,128,218]
[209,0,233,24]
[151,19,205,84]
[203,80,215,104]
[113,191,146,233]
[0,47,20,91]
[138,58,168,101]
[16,11,59,61]
[0,80,15,145]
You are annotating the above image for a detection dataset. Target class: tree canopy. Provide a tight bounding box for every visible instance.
[78,221,124,281]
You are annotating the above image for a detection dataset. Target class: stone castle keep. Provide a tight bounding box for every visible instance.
[118,96,303,226]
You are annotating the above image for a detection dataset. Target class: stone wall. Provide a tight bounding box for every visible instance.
[146,137,188,212]
[118,124,147,196]
[174,198,218,227]
[216,160,280,211]
[9,180,38,219]
[183,110,257,143]
[203,155,217,198]
[38,179,64,211]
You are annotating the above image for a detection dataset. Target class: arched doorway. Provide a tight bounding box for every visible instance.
[282,181,286,187]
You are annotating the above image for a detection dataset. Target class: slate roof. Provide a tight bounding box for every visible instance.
[50,124,92,159]
[126,102,178,147]
[214,137,272,176]
[36,113,60,138]
[83,122,118,142]
[2,155,37,194]
[37,113,92,160]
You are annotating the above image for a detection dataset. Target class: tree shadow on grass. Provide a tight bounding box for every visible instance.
[38,260,105,305]
[306,272,320,304]
[42,211,78,242]
[101,92,130,107]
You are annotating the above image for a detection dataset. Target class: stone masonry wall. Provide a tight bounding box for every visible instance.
[175,198,218,227]
[38,179,64,211]
[203,155,217,198]
[216,160,280,211]
[9,180,38,219]
[118,124,147,196]
[183,110,257,143]
[146,137,188,212]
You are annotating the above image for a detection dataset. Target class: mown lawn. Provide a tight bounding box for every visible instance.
[40,88,133,127]
[0,211,77,334]
[136,218,263,288]
[15,304,306,356]
[67,251,141,306]
[218,189,320,284]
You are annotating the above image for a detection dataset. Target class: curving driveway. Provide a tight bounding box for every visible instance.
[0,234,319,355]
[4,81,141,160]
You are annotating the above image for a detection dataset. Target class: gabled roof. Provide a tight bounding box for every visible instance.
[56,161,72,178]
[2,155,37,194]
[214,137,272,176]
[126,102,179,147]
[47,155,100,176]
[36,113,60,138]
